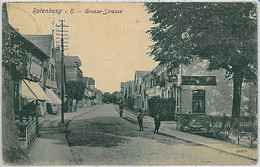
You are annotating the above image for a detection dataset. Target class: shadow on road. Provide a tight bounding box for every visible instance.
[66,117,191,148]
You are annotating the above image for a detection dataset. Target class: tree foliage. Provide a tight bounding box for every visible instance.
[66,80,85,112]
[148,96,176,120]
[2,16,29,81]
[145,2,257,117]
[102,91,119,103]
[66,80,85,101]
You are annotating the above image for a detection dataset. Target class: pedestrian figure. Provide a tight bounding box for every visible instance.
[119,103,124,117]
[154,114,161,134]
[137,110,144,131]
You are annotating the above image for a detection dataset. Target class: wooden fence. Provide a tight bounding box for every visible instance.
[16,114,38,153]
[176,114,257,147]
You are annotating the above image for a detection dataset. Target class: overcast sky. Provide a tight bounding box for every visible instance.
[7,2,158,93]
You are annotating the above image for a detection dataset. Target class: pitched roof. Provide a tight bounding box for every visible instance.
[64,56,77,67]
[135,71,150,79]
[67,56,81,66]
[65,56,82,67]
[82,77,89,86]
[88,77,95,85]
[120,82,125,88]
[143,71,152,80]
[23,34,53,57]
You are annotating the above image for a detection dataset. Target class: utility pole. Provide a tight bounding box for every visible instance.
[56,19,69,124]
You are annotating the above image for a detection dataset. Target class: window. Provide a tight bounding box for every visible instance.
[192,90,205,113]
[48,70,51,79]
[153,78,157,86]
[51,65,55,81]
[156,76,160,85]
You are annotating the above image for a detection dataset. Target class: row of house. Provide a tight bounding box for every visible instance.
[82,77,102,105]
[3,4,102,157]
[120,58,257,118]
[4,11,89,118]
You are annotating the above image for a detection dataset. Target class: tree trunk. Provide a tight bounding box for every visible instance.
[74,100,79,112]
[231,72,243,118]
[69,98,73,112]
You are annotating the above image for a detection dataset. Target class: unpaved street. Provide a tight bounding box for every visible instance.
[66,104,255,165]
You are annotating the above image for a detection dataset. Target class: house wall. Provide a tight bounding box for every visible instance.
[27,52,44,83]
[66,66,77,81]
[46,56,57,89]
[180,58,257,116]
[76,67,83,81]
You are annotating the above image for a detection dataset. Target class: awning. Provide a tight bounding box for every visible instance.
[21,79,50,101]
[21,80,37,100]
[46,88,62,104]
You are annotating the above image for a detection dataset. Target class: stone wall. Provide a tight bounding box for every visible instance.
[2,3,30,164]
[2,67,30,164]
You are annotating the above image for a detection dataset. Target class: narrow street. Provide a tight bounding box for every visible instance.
[66,104,255,165]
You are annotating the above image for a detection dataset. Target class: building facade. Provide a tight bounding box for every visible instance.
[120,58,257,118]
[65,56,83,81]
[133,71,150,111]
[24,33,61,114]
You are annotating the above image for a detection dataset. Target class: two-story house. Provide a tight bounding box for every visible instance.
[144,58,257,117]
[175,58,257,116]
[15,31,50,116]
[24,33,61,114]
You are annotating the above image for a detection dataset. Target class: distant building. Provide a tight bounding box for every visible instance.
[82,77,101,105]
[54,47,69,95]
[65,56,83,81]
[120,82,125,101]
[133,71,150,110]
[121,80,134,108]
[82,77,95,88]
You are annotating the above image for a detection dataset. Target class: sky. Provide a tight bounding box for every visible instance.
[7,2,158,93]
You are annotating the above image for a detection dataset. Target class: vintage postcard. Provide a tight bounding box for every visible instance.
[2,1,258,165]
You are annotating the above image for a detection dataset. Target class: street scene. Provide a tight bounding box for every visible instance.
[2,2,258,166]
[29,103,256,165]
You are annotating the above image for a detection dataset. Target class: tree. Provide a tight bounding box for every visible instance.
[66,80,85,112]
[111,91,119,103]
[102,92,111,103]
[145,2,257,117]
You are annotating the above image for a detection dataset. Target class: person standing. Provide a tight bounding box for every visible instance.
[137,110,144,131]
[119,103,124,117]
[154,113,161,134]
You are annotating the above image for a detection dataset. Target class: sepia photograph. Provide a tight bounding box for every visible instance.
[1,1,258,165]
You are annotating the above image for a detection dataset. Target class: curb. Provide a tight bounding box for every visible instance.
[159,129,257,162]
[38,105,103,134]
[113,104,257,162]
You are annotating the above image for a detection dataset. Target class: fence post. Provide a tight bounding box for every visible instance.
[223,113,228,141]
[237,117,240,145]
[25,121,28,153]
[250,115,253,148]
[36,114,39,137]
